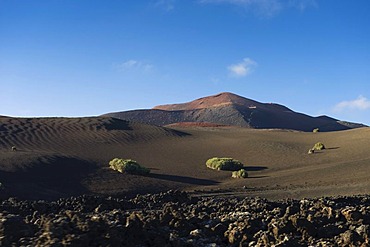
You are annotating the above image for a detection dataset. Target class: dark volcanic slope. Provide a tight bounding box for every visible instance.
[0,116,188,199]
[1,115,370,200]
[103,92,365,132]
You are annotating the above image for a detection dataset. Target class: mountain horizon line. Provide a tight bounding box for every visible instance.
[102,92,367,132]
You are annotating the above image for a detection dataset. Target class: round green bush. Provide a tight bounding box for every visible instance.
[109,158,150,175]
[232,169,248,178]
[206,157,244,171]
[312,142,325,151]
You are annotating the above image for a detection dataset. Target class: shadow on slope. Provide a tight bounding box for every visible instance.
[0,155,95,200]
[148,173,219,186]
[242,166,268,171]
[103,118,132,130]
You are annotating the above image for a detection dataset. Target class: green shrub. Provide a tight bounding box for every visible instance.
[313,128,320,133]
[232,169,248,178]
[109,158,150,175]
[206,157,244,171]
[312,142,325,151]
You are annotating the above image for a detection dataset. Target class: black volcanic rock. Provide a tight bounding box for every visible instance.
[2,191,370,246]
[102,92,366,132]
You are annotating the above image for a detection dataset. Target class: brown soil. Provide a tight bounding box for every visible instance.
[0,115,370,200]
[153,92,260,110]
[165,122,229,128]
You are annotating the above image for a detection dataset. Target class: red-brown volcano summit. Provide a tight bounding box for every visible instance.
[103,92,365,132]
[154,92,263,111]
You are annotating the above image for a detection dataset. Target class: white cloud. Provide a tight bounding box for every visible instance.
[121,60,139,68]
[155,0,176,11]
[228,58,257,77]
[288,0,317,11]
[199,0,317,17]
[116,60,154,72]
[334,96,370,112]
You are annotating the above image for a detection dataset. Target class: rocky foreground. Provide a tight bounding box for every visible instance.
[1,191,370,246]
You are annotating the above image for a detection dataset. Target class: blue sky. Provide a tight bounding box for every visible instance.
[1,0,369,125]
